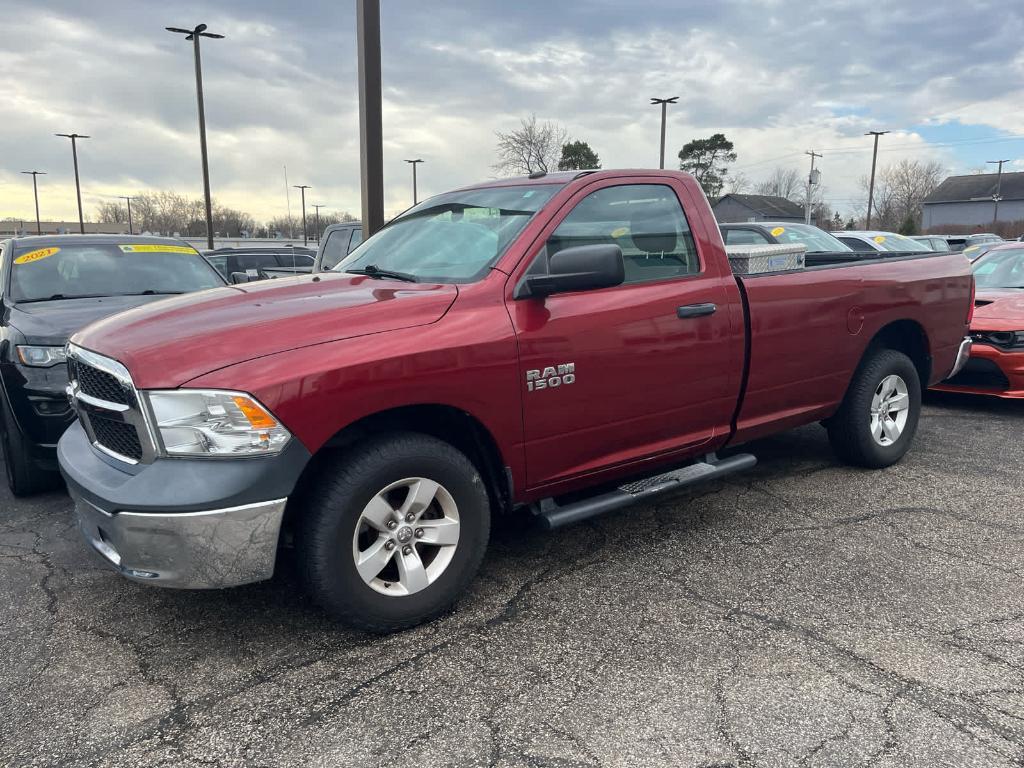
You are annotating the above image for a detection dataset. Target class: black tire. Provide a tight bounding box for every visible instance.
[0,394,52,497]
[298,432,491,632]
[826,348,922,469]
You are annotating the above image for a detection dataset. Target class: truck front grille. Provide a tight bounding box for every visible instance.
[67,345,153,465]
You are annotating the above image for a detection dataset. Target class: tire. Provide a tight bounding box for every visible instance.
[0,394,52,497]
[826,348,922,469]
[298,432,491,632]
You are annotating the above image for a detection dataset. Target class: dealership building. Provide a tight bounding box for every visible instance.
[922,171,1024,230]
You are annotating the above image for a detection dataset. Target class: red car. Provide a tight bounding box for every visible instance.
[935,242,1024,398]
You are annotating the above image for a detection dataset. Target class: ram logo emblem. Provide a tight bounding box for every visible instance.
[526,363,576,392]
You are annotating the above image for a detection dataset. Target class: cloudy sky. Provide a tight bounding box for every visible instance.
[2,0,1022,225]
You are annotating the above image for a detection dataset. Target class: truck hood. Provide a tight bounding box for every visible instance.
[972,290,1024,332]
[70,274,458,388]
[7,294,174,346]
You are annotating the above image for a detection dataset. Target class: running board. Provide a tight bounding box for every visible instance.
[534,453,757,530]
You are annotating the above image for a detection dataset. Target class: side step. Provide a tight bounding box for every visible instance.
[534,452,757,530]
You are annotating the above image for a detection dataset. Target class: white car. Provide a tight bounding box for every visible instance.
[831,231,932,253]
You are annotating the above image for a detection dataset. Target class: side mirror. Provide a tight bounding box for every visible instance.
[230,269,260,284]
[516,244,625,299]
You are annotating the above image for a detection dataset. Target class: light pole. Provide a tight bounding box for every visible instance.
[166,23,224,250]
[650,97,679,170]
[357,0,384,239]
[864,130,889,229]
[312,204,324,242]
[55,134,89,234]
[804,150,822,225]
[405,159,424,204]
[21,171,46,235]
[293,185,311,245]
[119,195,135,235]
[987,159,1010,227]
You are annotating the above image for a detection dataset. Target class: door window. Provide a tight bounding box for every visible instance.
[546,184,699,284]
[347,228,363,253]
[320,230,349,270]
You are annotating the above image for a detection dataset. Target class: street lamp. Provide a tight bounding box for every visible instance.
[166,23,224,250]
[650,97,678,170]
[119,195,135,235]
[312,204,324,242]
[864,130,889,229]
[21,171,46,235]
[55,133,89,234]
[987,159,1010,226]
[293,185,311,245]
[405,159,424,205]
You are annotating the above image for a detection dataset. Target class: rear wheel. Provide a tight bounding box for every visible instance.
[0,395,52,497]
[298,433,490,632]
[826,348,921,468]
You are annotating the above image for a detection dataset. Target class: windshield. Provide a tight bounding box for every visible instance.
[973,247,1024,289]
[9,242,224,302]
[865,233,931,252]
[767,224,852,253]
[333,184,558,282]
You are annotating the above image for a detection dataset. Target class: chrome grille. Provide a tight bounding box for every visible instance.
[67,345,154,465]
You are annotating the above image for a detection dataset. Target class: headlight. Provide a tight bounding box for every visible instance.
[145,389,291,457]
[16,345,67,367]
[972,331,1024,349]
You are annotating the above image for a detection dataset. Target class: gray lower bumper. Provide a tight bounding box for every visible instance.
[72,491,286,588]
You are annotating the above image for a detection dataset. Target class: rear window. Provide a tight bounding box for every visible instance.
[9,242,224,302]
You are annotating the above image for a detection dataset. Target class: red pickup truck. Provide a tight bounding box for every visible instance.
[59,170,974,631]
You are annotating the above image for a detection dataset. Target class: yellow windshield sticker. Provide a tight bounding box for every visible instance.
[118,244,195,254]
[770,227,785,237]
[14,247,60,265]
[610,226,630,238]
[873,235,886,244]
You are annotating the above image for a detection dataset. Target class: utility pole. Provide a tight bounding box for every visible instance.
[804,150,822,225]
[119,196,135,235]
[55,134,89,234]
[311,204,324,242]
[987,159,1010,227]
[21,171,46,235]
[864,130,889,229]
[405,159,424,204]
[293,185,311,245]
[357,0,384,239]
[166,23,224,250]
[650,97,679,170]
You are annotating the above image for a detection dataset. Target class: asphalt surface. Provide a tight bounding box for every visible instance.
[2,392,1023,767]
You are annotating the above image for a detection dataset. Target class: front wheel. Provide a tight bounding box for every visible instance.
[826,348,922,468]
[298,433,491,632]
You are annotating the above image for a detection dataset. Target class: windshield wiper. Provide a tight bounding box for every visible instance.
[15,293,110,303]
[121,290,186,296]
[344,264,418,283]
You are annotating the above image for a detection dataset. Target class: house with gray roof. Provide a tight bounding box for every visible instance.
[712,193,805,224]
[922,171,1024,230]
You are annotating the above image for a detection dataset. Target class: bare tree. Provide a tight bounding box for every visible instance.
[858,159,944,231]
[753,167,803,201]
[725,171,750,194]
[493,114,568,176]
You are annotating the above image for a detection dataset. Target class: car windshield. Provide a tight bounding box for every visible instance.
[8,242,224,302]
[333,184,559,282]
[865,233,931,252]
[767,224,852,253]
[972,247,1024,289]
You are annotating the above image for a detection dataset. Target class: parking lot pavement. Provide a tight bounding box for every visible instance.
[1,394,1022,768]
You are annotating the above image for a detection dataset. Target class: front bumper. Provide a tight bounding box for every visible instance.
[933,342,1024,399]
[59,420,311,588]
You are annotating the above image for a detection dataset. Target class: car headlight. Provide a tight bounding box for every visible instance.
[16,345,67,367]
[972,331,1024,349]
[145,389,291,457]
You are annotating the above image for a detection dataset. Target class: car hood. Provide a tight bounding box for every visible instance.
[7,294,179,346]
[972,290,1024,332]
[70,273,458,388]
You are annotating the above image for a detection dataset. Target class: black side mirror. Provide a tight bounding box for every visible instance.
[516,244,625,299]
[230,269,260,284]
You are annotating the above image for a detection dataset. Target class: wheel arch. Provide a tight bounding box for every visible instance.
[864,319,931,385]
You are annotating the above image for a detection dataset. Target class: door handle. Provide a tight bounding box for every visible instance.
[676,303,717,319]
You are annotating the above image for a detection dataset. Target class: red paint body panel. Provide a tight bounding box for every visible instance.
[68,170,973,503]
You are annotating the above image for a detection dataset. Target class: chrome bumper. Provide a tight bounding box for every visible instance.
[947,336,973,379]
[72,492,287,589]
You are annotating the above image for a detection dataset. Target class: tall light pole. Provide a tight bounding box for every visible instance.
[293,185,311,245]
[55,133,89,234]
[864,130,889,229]
[650,97,679,170]
[119,195,135,235]
[21,171,46,235]
[987,159,1010,227]
[804,150,822,225]
[357,0,384,239]
[166,23,224,250]
[311,204,324,242]
[405,159,424,204]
